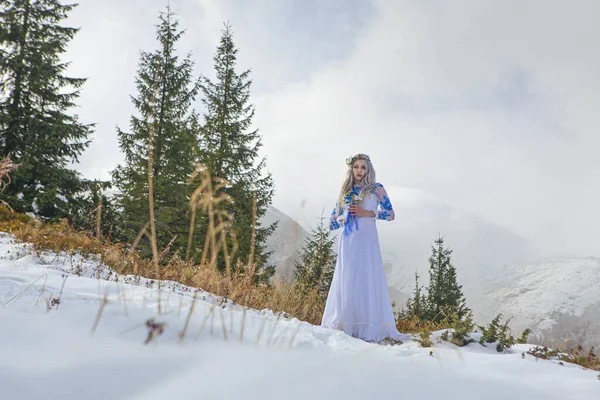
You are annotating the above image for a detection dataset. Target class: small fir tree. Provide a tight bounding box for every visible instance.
[424,235,470,322]
[294,214,337,298]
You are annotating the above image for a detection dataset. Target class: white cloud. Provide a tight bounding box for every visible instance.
[65,0,600,258]
[254,0,600,257]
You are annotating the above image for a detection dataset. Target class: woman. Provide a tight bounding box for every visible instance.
[321,153,408,343]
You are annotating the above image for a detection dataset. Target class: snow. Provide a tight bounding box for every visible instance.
[466,257,600,346]
[0,232,598,400]
[56,193,68,202]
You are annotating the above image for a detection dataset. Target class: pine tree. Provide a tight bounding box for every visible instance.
[426,235,446,320]
[0,0,93,219]
[424,235,470,322]
[294,214,337,297]
[444,254,469,318]
[111,7,200,257]
[404,272,427,319]
[198,23,276,278]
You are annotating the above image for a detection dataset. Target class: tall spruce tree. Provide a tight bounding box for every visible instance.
[294,215,337,298]
[0,0,93,219]
[111,7,200,257]
[198,24,276,278]
[424,235,470,321]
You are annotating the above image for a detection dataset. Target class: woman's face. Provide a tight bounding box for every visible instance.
[352,160,367,183]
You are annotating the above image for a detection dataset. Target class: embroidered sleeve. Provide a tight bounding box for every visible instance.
[329,206,342,231]
[374,183,395,221]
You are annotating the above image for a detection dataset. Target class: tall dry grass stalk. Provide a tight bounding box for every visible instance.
[186,165,233,264]
[248,192,257,269]
[180,172,326,324]
[179,291,197,342]
[130,222,150,252]
[145,76,162,314]
[95,186,103,240]
[0,156,18,191]
[91,291,109,336]
[0,156,19,210]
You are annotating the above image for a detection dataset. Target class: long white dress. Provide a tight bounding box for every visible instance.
[321,183,404,342]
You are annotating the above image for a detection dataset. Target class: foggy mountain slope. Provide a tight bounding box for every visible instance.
[268,191,600,346]
[374,187,600,345]
[465,257,600,348]
[376,186,538,291]
[262,206,309,279]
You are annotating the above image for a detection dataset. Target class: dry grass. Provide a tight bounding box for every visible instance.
[0,148,324,333]
[395,312,454,335]
[0,156,20,211]
[187,264,325,324]
[0,156,19,193]
[0,145,326,325]
[526,344,600,372]
[0,203,325,325]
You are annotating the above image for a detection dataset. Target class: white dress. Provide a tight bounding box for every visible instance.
[321,183,404,342]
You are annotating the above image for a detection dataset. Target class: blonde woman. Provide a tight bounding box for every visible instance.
[321,154,408,343]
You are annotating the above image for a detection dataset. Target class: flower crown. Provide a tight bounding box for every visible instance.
[345,155,370,166]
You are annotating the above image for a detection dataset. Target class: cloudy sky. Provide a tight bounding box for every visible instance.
[64,0,600,258]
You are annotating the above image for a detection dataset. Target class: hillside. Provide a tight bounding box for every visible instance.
[0,232,597,399]
[375,185,538,289]
[465,257,600,348]
[262,206,309,279]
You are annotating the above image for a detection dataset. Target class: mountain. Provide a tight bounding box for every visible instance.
[465,257,600,348]
[376,185,538,292]
[262,206,309,280]
[375,186,600,346]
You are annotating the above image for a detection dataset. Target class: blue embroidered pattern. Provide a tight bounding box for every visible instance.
[375,183,394,221]
[329,183,394,233]
[377,194,393,220]
[379,195,393,210]
[377,210,391,220]
[329,207,341,231]
[342,185,361,236]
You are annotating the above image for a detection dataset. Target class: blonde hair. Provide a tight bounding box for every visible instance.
[336,153,377,212]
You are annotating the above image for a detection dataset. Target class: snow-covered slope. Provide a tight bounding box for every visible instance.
[0,233,597,400]
[466,257,600,348]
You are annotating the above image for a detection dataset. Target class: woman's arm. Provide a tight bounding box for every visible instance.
[374,183,395,221]
[329,206,342,230]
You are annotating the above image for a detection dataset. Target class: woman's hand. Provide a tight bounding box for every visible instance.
[348,204,372,217]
